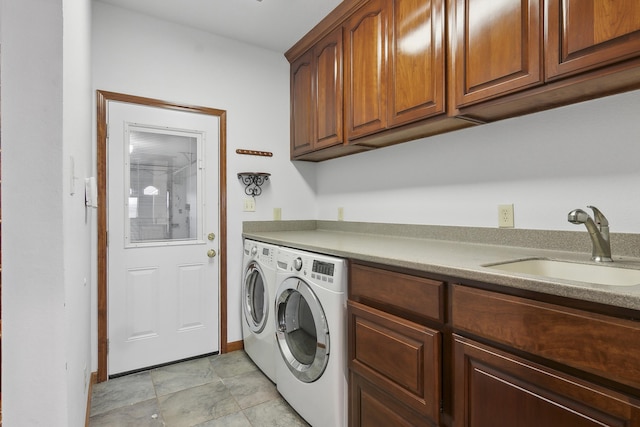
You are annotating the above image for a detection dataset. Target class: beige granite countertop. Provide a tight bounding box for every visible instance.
[243,221,640,312]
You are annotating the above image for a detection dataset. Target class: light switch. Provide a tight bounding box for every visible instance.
[243,198,256,212]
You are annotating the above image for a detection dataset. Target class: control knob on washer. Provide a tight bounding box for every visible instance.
[293,257,303,271]
[250,246,258,256]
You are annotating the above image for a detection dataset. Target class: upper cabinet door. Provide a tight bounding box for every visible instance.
[452,0,543,108]
[344,0,390,140]
[388,0,446,127]
[546,0,640,80]
[290,50,315,157]
[290,29,344,159]
[314,27,344,150]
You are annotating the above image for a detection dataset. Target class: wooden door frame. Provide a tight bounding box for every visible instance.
[96,90,228,382]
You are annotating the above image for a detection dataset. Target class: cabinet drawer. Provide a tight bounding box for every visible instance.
[452,284,640,390]
[348,301,441,423]
[350,263,444,323]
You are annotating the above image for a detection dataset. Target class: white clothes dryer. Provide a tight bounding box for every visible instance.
[241,239,278,383]
[274,246,348,427]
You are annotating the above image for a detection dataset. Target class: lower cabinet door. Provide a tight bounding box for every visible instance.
[350,371,435,427]
[453,335,640,427]
[348,301,441,425]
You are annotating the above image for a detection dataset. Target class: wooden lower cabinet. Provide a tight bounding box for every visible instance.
[347,262,640,426]
[348,300,441,426]
[453,335,640,427]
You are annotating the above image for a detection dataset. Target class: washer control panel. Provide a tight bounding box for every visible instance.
[244,239,276,268]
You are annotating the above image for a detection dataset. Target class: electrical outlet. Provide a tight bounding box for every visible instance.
[498,204,514,228]
[338,207,344,221]
[273,207,282,221]
[243,198,256,212]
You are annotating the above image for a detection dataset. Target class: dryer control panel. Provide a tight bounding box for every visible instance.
[313,260,335,277]
[276,247,347,293]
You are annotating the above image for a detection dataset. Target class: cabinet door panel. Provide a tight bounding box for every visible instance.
[453,0,543,107]
[454,335,640,427]
[345,0,389,139]
[546,0,640,79]
[349,301,441,423]
[350,372,433,427]
[314,27,343,149]
[388,0,445,126]
[290,51,314,157]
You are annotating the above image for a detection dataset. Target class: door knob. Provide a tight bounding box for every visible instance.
[207,249,217,258]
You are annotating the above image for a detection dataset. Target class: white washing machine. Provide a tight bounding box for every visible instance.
[274,246,348,427]
[241,239,278,383]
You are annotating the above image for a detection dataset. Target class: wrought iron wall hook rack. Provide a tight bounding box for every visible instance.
[237,172,270,197]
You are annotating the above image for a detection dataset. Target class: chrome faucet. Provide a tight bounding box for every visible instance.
[567,206,612,262]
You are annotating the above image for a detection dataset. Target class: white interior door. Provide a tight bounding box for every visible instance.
[107,101,220,375]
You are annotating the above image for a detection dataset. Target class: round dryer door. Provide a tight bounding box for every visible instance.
[275,277,329,383]
[243,262,269,333]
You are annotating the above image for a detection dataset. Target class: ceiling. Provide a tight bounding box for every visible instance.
[95,0,343,53]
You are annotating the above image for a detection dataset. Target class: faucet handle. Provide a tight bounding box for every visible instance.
[587,205,609,227]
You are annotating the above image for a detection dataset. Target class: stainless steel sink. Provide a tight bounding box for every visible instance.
[485,258,640,287]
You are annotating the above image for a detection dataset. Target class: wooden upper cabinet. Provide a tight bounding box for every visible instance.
[546,0,640,80]
[344,0,390,140]
[290,50,315,157]
[288,0,640,159]
[452,0,543,108]
[388,0,446,127]
[290,28,343,158]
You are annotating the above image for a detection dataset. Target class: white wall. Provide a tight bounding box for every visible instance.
[91,1,317,352]
[317,89,640,233]
[63,0,94,425]
[1,0,93,424]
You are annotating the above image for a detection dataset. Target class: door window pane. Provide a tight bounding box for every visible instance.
[125,126,202,245]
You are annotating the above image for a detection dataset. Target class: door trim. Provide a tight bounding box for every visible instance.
[96,90,228,382]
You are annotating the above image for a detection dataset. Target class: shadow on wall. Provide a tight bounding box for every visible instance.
[314,90,640,195]
[292,159,318,194]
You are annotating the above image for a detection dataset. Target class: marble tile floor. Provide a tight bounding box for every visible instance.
[89,350,310,427]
